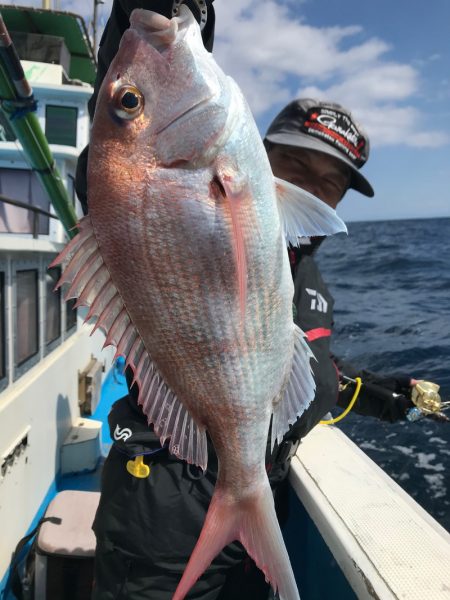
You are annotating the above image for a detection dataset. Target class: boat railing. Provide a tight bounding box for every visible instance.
[0,192,58,238]
[287,423,450,599]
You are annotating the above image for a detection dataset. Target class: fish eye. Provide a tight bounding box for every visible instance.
[113,85,144,120]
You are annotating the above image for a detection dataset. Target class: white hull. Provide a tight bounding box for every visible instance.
[0,317,111,582]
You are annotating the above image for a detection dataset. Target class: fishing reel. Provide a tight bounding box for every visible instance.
[337,375,450,424]
[407,380,450,422]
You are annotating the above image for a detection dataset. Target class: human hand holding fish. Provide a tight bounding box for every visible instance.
[51,7,346,600]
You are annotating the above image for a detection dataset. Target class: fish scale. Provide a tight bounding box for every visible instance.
[52,6,347,599]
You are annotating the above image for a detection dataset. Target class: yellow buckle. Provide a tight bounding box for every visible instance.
[126,455,150,478]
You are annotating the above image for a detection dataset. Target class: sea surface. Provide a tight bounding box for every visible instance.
[315,216,450,532]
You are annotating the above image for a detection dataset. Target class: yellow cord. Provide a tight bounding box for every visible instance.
[320,377,362,425]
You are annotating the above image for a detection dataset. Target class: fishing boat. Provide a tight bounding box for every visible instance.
[0,4,116,598]
[0,4,449,600]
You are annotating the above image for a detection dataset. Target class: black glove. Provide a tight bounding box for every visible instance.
[334,356,414,422]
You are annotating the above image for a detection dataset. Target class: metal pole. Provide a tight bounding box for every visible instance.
[92,0,104,53]
[93,0,98,53]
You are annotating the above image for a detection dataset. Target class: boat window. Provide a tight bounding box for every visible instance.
[66,298,77,332]
[0,111,16,142]
[0,168,50,235]
[0,272,5,380]
[16,269,39,366]
[45,105,78,147]
[46,267,61,345]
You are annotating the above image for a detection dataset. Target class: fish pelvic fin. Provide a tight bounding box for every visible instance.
[271,325,316,449]
[51,215,208,471]
[173,479,300,600]
[275,176,347,245]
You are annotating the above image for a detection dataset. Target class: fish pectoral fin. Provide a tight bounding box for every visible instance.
[271,325,316,450]
[275,176,348,245]
[52,215,208,471]
[218,171,248,318]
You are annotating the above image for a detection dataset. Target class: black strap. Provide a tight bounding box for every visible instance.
[3,515,61,600]
[273,439,300,465]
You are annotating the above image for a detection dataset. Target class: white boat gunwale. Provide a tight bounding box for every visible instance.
[290,423,450,600]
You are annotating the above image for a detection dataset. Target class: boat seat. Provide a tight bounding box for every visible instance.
[34,490,100,600]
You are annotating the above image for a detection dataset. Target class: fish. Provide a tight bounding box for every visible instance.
[51,7,346,600]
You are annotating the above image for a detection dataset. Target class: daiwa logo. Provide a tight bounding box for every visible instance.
[114,424,132,442]
[306,288,328,313]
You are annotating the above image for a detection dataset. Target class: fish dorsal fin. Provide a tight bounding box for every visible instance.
[274,176,348,245]
[50,216,208,470]
[271,325,316,449]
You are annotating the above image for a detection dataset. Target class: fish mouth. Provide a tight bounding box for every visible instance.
[129,9,178,50]
[130,5,191,51]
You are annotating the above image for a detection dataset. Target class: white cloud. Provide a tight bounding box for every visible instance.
[295,65,449,147]
[213,0,449,148]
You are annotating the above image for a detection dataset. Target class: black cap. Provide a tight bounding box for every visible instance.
[264,98,374,197]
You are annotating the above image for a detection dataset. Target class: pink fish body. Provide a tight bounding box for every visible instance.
[53,8,346,600]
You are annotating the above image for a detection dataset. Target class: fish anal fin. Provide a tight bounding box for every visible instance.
[275,176,347,245]
[53,215,207,470]
[138,368,208,470]
[271,325,316,449]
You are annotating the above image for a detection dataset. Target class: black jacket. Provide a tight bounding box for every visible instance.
[288,242,413,431]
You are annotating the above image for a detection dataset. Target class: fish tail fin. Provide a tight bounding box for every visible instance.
[173,480,300,600]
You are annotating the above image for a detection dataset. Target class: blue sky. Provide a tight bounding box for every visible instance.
[4,0,449,222]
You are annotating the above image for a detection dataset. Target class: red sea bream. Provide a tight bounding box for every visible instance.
[52,7,346,600]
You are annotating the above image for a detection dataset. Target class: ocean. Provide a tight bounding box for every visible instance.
[315,216,450,533]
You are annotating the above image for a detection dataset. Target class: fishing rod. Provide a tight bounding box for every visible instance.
[0,14,78,238]
[341,375,450,423]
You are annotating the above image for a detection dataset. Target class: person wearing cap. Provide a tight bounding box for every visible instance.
[222,103,421,597]
[264,99,418,491]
